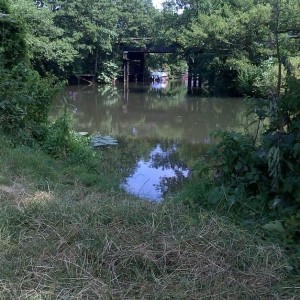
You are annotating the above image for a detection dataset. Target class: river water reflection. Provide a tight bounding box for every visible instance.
[52,81,246,200]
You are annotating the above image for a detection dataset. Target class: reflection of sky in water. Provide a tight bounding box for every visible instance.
[151,81,168,90]
[122,144,189,201]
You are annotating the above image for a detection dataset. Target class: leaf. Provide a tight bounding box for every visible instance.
[283,180,294,193]
[235,161,243,171]
[263,220,285,233]
[207,187,222,205]
[293,143,300,158]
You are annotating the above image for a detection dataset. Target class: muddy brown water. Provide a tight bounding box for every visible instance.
[51,81,246,201]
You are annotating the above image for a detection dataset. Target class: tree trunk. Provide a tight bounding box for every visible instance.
[94,47,99,78]
[274,2,282,99]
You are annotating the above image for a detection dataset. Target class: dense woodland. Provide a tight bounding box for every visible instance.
[1,0,300,278]
[2,0,300,91]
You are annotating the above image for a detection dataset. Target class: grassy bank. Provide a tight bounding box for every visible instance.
[0,134,296,299]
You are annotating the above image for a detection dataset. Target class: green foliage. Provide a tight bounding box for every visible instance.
[0,63,59,141]
[11,0,78,77]
[146,53,187,78]
[253,58,282,97]
[0,0,60,144]
[42,107,72,159]
[191,131,268,213]
[188,135,299,266]
[4,0,300,92]
[225,57,280,97]
[9,0,159,81]
[167,0,300,96]
[0,0,27,67]
[97,60,120,83]
[186,79,300,269]
[42,105,96,169]
[233,61,261,96]
[282,75,300,119]
[117,0,157,39]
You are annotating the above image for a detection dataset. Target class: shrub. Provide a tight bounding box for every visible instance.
[0,64,59,142]
[0,0,27,68]
[185,78,300,269]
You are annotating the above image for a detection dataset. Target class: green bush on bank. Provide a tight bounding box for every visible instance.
[181,77,300,271]
[0,64,59,140]
[233,58,279,97]
[0,60,97,165]
[0,37,116,187]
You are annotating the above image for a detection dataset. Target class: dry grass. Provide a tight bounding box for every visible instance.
[0,181,293,299]
[0,135,297,299]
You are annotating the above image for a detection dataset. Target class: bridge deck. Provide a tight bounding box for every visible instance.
[123,45,177,53]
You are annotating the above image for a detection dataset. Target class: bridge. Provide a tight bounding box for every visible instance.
[120,38,203,93]
[74,38,202,91]
[120,38,177,83]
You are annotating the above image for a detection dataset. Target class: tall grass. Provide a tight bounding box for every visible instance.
[0,134,296,299]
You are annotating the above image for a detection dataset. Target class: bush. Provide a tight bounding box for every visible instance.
[253,58,280,97]
[184,78,300,269]
[226,57,279,97]
[0,0,27,68]
[0,64,59,142]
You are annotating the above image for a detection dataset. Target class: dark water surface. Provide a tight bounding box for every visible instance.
[52,81,246,200]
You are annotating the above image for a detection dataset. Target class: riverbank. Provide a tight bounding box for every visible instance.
[0,134,296,299]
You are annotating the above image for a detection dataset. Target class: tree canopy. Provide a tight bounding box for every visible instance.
[159,0,300,94]
[8,0,159,80]
[2,0,300,89]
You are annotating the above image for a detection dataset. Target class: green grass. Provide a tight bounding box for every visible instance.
[0,134,298,299]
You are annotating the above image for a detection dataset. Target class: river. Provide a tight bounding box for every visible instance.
[52,80,246,201]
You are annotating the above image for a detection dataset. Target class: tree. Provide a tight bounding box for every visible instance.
[268,0,300,97]
[9,0,160,82]
[166,0,300,95]
[53,0,119,77]
[117,0,157,40]
[0,0,27,67]
[11,0,78,76]
[0,0,58,139]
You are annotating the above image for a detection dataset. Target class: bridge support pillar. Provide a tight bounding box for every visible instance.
[123,51,129,84]
[193,74,198,87]
[187,58,192,93]
[123,51,146,83]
